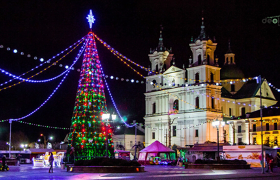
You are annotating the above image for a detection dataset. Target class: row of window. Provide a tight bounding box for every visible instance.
[228,107,246,117]
[151,96,217,114]
[237,123,278,133]
[151,128,199,139]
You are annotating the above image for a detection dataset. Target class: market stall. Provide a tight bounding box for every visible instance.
[138,140,176,165]
[114,150,130,160]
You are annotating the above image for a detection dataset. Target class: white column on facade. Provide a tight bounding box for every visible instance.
[245,122,249,144]
[165,95,168,113]
[145,98,149,115]
[190,122,194,145]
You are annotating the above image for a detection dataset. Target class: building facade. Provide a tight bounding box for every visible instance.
[144,18,277,148]
[227,108,280,147]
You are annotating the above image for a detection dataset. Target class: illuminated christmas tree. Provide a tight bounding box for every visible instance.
[68,29,114,159]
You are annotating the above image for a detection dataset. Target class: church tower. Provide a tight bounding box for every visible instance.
[148,26,173,74]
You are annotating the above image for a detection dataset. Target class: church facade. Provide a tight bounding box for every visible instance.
[144,18,277,148]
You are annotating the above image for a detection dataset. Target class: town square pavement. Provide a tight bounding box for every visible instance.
[0,164,280,180]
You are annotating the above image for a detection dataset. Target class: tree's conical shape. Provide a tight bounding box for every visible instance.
[68,32,114,160]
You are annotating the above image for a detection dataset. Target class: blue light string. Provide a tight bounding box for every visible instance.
[6,39,88,122]
[99,65,136,127]
[0,41,88,83]
[0,36,86,87]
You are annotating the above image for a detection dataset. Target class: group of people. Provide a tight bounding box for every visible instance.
[1,154,21,170]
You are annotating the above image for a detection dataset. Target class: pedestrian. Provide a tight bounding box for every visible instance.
[49,152,54,173]
[1,155,6,171]
[268,154,274,173]
[17,154,21,166]
[265,154,272,173]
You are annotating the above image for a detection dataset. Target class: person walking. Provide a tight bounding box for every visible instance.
[1,155,6,171]
[268,154,274,173]
[265,154,272,173]
[17,154,21,166]
[49,152,54,173]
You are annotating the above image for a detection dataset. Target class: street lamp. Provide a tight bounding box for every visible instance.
[168,116,179,147]
[212,120,225,161]
[102,112,116,158]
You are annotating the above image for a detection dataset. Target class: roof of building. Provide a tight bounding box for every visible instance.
[113,127,145,136]
[220,64,245,80]
[221,80,260,99]
[246,106,280,118]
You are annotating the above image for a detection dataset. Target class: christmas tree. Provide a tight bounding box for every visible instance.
[68,32,114,160]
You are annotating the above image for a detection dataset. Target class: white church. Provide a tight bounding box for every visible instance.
[144,18,277,148]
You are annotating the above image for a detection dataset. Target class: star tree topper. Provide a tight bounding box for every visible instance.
[87,9,95,29]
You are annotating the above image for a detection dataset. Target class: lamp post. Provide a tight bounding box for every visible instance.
[168,116,179,148]
[212,120,225,161]
[102,112,116,158]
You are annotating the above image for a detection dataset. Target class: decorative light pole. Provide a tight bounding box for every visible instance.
[168,116,179,148]
[212,120,225,161]
[102,112,116,158]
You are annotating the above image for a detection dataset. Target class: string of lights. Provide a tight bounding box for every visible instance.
[1,39,88,122]
[0,41,87,83]
[100,66,136,128]
[0,37,86,87]
[0,39,84,91]
[95,33,260,84]
[267,81,280,93]
[94,34,150,71]
[0,36,86,62]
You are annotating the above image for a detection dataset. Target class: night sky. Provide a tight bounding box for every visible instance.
[0,0,280,144]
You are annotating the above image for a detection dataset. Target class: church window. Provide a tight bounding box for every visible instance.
[152,132,155,139]
[253,124,256,132]
[210,72,214,83]
[173,100,179,111]
[274,123,277,130]
[241,107,246,116]
[198,54,202,65]
[266,123,269,131]
[195,97,199,109]
[152,103,156,114]
[195,129,199,137]
[229,108,232,116]
[195,73,199,84]
[152,80,157,88]
[238,126,241,133]
[173,126,176,137]
[211,97,215,109]
[231,84,235,92]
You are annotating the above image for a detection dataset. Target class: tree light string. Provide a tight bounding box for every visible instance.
[100,66,136,128]
[0,39,84,91]
[95,34,260,83]
[2,39,88,122]
[0,36,86,87]
[0,41,87,83]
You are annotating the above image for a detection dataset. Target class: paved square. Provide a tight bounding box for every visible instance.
[1,164,280,180]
